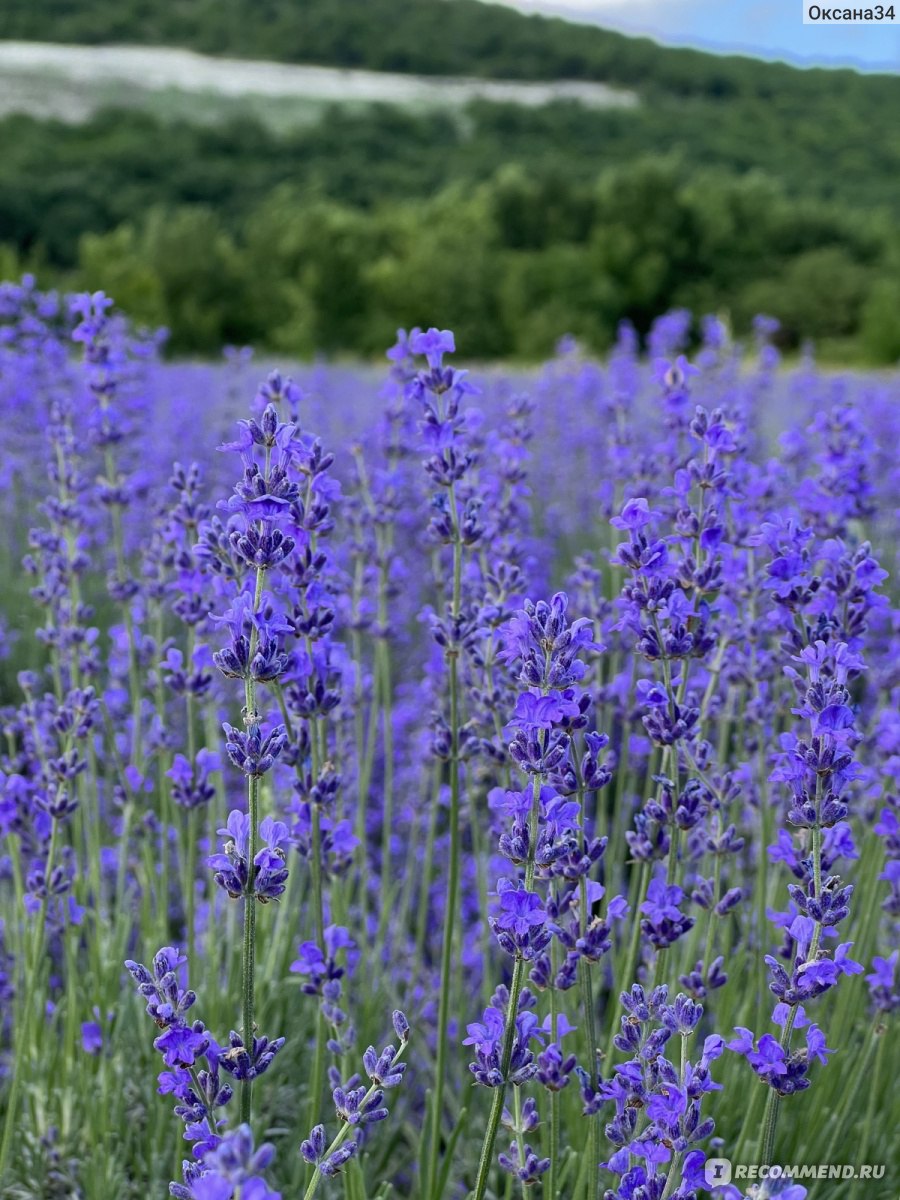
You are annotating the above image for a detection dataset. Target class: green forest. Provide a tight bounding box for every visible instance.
[2,0,899,360]
[3,0,897,102]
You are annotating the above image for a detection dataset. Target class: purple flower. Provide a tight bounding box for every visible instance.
[508,691,581,732]
[463,1007,506,1051]
[610,497,661,531]
[409,327,456,369]
[154,1024,208,1068]
[805,1024,834,1066]
[209,810,290,902]
[81,1021,103,1055]
[747,1034,788,1081]
[865,952,898,1012]
[494,880,546,938]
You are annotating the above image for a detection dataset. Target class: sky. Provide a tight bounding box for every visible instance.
[486,0,900,71]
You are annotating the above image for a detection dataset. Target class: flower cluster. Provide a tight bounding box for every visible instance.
[300,1011,410,1183]
[0,289,894,1200]
[600,985,724,1198]
[209,812,290,903]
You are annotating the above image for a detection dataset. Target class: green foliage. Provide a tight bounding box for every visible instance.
[62,160,893,362]
[737,247,873,344]
[361,187,509,358]
[81,207,253,352]
[860,278,900,364]
[2,0,898,360]
[498,243,620,358]
[0,244,22,281]
[2,0,897,107]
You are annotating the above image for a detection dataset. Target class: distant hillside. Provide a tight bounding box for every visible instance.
[1,0,899,362]
[1,0,898,105]
[0,41,637,130]
[3,0,898,209]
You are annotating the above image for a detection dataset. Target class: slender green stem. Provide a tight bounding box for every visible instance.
[733,1078,765,1165]
[416,761,443,961]
[153,607,172,943]
[571,735,601,1200]
[304,705,330,1140]
[471,772,542,1200]
[375,638,395,945]
[185,625,198,967]
[0,820,60,1182]
[850,1026,886,1200]
[754,784,772,1032]
[547,944,560,1200]
[238,563,266,1124]
[761,817,823,1165]
[666,824,680,887]
[428,644,462,1197]
[512,1087,528,1199]
[702,850,722,970]
[307,804,328,1137]
[825,1022,876,1145]
[240,772,260,1125]
[310,798,326,945]
[302,1039,409,1200]
[606,666,634,898]
[605,860,650,1064]
[578,878,601,1200]
[471,957,527,1200]
[105,443,142,767]
[426,487,465,1200]
[349,621,371,924]
[186,808,199,967]
[659,1037,689,1200]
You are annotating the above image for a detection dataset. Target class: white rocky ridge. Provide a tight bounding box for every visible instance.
[0,40,638,124]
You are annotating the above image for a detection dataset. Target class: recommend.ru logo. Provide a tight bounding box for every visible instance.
[705,1159,733,1187]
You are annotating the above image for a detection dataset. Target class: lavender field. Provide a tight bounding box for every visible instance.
[0,277,897,1200]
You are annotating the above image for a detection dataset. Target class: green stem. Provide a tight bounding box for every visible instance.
[427,645,462,1198]
[825,1022,876,1144]
[547,951,559,1200]
[153,607,172,944]
[659,1036,689,1200]
[305,706,329,1138]
[302,1040,408,1200]
[350,623,369,922]
[185,626,198,967]
[471,771,542,1200]
[733,1078,765,1165]
[760,819,823,1165]
[307,800,328,1136]
[105,444,142,767]
[375,639,395,945]
[240,772,260,1125]
[238,563,266,1124]
[512,1087,528,1199]
[416,761,443,962]
[850,1026,886,1200]
[605,860,650,1064]
[571,732,601,1200]
[471,958,527,1200]
[578,885,601,1200]
[0,820,60,1182]
[702,850,722,971]
[666,823,680,887]
[426,495,465,1200]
